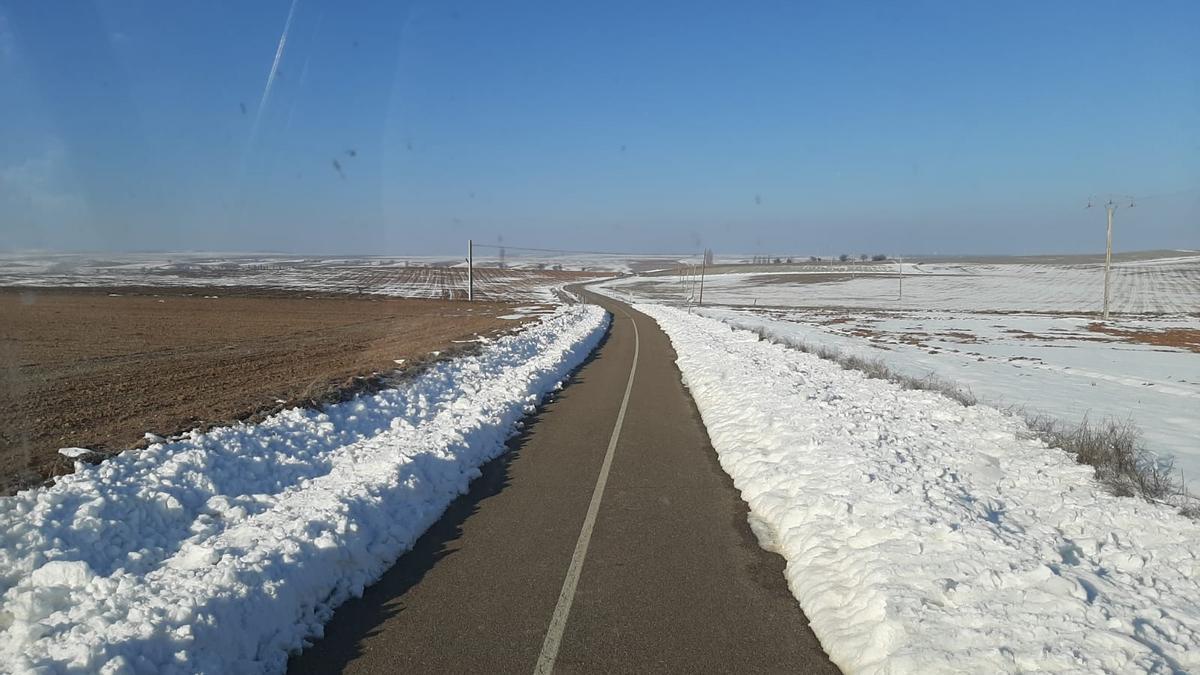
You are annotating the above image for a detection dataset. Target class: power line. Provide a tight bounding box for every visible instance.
[1086,194,1136,208]
[1126,186,1199,203]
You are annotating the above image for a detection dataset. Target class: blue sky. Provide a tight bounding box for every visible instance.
[1,1,1196,255]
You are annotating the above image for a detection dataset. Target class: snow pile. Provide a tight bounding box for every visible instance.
[0,305,608,674]
[637,304,1200,674]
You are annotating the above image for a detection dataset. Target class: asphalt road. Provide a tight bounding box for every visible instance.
[289,289,838,673]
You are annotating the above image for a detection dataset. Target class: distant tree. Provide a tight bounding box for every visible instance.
[809,255,818,262]
[786,257,794,263]
[872,254,888,261]
[773,257,782,264]
[860,254,869,261]
[839,254,850,262]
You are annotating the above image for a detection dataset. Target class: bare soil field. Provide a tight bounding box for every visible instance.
[0,287,533,492]
[1086,322,1200,353]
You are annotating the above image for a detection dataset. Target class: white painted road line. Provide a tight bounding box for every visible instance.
[534,301,640,674]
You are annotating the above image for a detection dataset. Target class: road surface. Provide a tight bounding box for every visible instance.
[289,289,837,673]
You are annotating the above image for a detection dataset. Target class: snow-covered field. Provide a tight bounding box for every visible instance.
[639,304,1200,674]
[0,252,613,302]
[600,254,1200,490]
[700,308,1200,491]
[0,304,608,673]
[608,254,1200,314]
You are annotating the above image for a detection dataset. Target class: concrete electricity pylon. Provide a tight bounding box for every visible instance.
[1087,194,1136,321]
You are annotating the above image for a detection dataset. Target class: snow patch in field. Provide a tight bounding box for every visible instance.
[638,303,1200,674]
[0,304,609,673]
[55,448,91,459]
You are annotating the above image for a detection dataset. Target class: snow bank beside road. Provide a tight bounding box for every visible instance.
[0,305,608,674]
[638,304,1200,674]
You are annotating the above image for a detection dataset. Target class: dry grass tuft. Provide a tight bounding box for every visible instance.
[1019,413,1195,514]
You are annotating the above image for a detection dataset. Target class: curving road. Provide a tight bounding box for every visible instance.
[289,288,837,673]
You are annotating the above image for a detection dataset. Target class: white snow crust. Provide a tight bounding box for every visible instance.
[637,303,1200,674]
[0,304,608,674]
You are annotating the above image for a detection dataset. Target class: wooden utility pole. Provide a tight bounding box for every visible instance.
[468,239,474,302]
[698,254,706,306]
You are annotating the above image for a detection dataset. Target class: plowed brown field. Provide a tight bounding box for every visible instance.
[0,288,531,492]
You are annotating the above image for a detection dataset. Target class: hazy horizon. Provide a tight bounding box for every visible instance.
[3,244,1198,261]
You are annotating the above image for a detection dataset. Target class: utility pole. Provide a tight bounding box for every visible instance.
[1103,202,1114,320]
[898,254,903,302]
[698,255,706,306]
[467,239,473,302]
[1088,195,1134,321]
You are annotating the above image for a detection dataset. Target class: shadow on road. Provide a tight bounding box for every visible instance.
[287,311,614,673]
